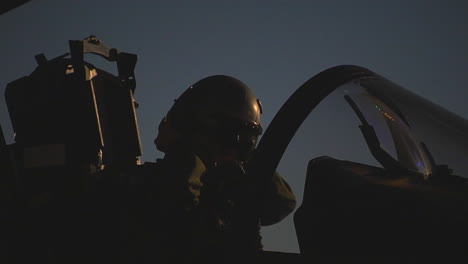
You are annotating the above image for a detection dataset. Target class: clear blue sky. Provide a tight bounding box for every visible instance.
[1,0,467,253]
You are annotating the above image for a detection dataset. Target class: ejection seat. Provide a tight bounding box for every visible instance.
[294,156,468,262]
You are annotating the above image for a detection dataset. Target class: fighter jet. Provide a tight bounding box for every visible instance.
[2,36,467,263]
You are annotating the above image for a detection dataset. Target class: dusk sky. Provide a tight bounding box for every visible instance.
[1,0,467,253]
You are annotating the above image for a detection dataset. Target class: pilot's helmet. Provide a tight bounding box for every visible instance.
[155,75,263,162]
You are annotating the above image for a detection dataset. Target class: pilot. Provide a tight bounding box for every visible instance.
[149,75,296,262]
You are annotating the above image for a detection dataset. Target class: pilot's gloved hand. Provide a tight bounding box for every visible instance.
[202,161,248,196]
[199,161,255,229]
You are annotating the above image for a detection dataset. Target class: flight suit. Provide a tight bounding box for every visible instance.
[194,161,296,262]
[134,146,296,263]
[98,143,295,263]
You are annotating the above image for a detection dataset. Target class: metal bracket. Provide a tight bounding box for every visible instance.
[69,35,137,91]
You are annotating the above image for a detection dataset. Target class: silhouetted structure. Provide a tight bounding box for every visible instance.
[2,37,468,263]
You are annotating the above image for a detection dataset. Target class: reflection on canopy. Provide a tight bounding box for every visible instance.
[343,82,433,177]
[359,77,468,177]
